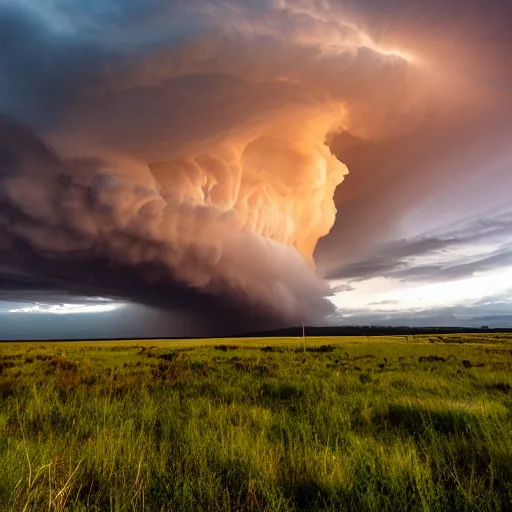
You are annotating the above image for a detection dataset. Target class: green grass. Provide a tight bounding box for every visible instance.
[1,334,512,511]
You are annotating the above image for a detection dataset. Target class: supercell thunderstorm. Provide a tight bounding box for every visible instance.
[0,1,424,324]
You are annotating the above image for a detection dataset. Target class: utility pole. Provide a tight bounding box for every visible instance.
[301,314,306,352]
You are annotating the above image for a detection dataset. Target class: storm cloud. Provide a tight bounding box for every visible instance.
[1,0,511,336]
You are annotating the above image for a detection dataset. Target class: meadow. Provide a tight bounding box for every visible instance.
[1,334,512,511]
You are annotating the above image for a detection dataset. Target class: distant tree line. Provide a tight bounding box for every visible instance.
[7,325,510,343]
[239,325,512,338]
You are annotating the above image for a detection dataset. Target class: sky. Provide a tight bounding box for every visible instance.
[0,0,511,339]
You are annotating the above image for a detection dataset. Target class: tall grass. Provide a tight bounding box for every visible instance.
[0,335,511,511]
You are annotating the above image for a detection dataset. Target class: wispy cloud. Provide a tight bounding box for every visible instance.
[6,302,122,315]
[327,207,512,283]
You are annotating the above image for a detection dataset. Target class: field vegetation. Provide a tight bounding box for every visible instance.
[1,334,512,511]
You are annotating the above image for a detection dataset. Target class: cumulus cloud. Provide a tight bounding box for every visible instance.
[0,0,432,329]
[0,110,344,324]
[1,0,511,334]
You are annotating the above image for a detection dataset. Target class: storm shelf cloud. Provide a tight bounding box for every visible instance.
[0,0,511,338]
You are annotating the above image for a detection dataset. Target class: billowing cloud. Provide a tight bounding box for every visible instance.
[1,0,511,335]
[0,0,433,329]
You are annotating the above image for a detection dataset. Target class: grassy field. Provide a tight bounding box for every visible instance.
[1,334,512,511]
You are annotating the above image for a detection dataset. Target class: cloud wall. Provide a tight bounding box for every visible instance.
[0,0,434,325]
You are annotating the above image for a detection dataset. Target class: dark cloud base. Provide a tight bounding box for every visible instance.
[0,232,290,338]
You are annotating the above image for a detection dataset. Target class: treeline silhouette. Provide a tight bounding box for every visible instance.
[6,325,511,343]
[240,325,512,338]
